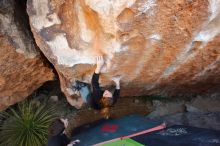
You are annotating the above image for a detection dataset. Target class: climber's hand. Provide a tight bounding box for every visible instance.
[95,56,104,73]
[112,75,121,83]
[112,75,121,89]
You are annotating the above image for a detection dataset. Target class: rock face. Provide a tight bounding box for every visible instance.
[186,94,220,113]
[0,0,54,110]
[150,112,220,131]
[148,100,185,118]
[146,94,220,130]
[27,0,220,105]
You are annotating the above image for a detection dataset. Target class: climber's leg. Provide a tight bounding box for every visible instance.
[79,85,90,103]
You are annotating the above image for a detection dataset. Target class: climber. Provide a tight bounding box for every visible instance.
[68,56,121,119]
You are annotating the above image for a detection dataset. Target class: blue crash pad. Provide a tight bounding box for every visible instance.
[71,115,220,146]
[71,115,163,146]
[132,125,220,146]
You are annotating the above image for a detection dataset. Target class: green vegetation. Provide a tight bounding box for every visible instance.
[0,100,59,146]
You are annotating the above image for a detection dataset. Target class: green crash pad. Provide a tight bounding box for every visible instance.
[102,138,144,146]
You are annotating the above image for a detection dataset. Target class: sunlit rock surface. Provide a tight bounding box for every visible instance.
[0,0,54,110]
[27,0,220,105]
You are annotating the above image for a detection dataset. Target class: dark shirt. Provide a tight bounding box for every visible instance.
[88,73,120,110]
[47,130,70,146]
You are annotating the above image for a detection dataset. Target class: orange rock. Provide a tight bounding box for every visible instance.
[27,0,220,108]
[0,0,54,110]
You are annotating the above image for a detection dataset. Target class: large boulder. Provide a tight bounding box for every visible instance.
[186,93,220,113]
[0,0,54,110]
[27,0,220,106]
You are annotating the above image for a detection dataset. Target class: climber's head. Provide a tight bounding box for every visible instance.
[102,90,113,107]
[103,90,113,98]
[100,90,113,119]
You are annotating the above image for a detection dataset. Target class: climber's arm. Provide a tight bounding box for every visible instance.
[112,89,120,105]
[92,56,104,90]
[95,56,104,74]
[112,76,121,104]
[92,72,101,91]
[91,56,105,103]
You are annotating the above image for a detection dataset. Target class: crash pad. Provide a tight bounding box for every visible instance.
[132,125,220,146]
[71,115,163,146]
[71,115,220,146]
